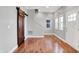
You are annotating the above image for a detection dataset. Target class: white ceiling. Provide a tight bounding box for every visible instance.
[25,6,61,13]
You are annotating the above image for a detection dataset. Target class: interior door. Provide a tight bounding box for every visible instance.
[17,7,25,47]
[66,11,79,49]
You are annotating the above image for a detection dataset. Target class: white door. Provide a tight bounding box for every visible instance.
[66,11,79,50]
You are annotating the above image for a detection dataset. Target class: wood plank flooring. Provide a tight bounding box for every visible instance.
[14,35,78,53]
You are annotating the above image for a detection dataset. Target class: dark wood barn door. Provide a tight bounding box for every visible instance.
[16,7,25,47]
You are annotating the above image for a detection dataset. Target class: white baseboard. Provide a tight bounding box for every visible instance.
[44,33,53,35]
[25,33,54,39]
[9,45,17,53]
[27,35,44,38]
[53,33,71,45]
[53,33,79,51]
[53,33,63,40]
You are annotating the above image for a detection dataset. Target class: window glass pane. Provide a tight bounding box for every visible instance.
[60,23,63,30]
[68,15,71,21]
[55,18,58,29]
[73,13,76,17]
[73,13,76,21]
[59,16,64,30]
[60,17,63,22]
[47,24,50,28]
[46,20,50,23]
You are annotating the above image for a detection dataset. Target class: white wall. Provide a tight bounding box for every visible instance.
[54,6,79,51]
[27,9,54,36]
[0,7,17,53]
[65,6,79,50]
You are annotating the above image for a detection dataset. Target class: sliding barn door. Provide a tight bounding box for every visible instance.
[17,7,25,47]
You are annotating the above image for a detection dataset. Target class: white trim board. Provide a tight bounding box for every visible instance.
[9,45,17,53]
[53,33,64,41]
[53,33,79,51]
[27,35,44,38]
[44,33,53,35]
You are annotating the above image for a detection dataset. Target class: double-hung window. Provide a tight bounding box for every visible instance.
[55,16,64,30]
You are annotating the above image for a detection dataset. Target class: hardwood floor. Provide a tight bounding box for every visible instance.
[14,35,78,53]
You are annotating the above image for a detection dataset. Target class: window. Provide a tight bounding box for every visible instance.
[59,16,64,30]
[55,18,58,30]
[46,20,50,28]
[68,13,77,22]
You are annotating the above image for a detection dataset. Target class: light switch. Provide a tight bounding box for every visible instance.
[8,25,10,29]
